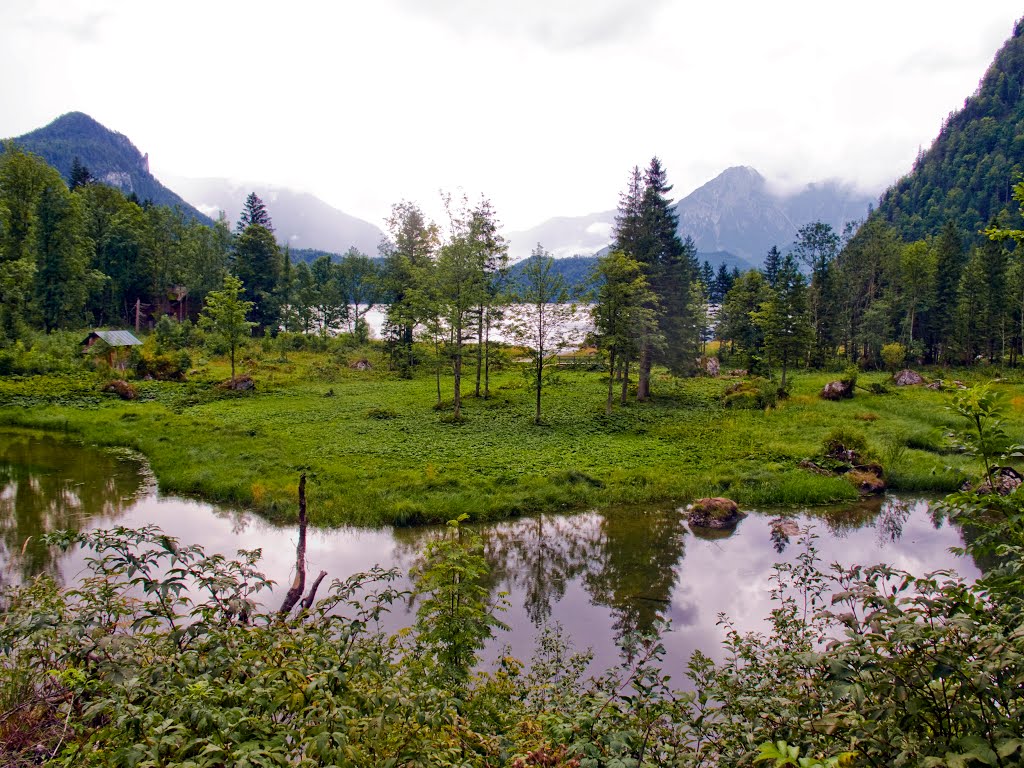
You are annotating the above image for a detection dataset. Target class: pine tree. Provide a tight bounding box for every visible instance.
[754,254,810,391]
[763,245,783,288]
[794,221,840,365]
[591,250,657,413]
[713,262,734,303]
[232,221,281,334]
[930,221,965,362]
[68,156,93,191]
[33,181,88,331]
[700,260,715,299]
[612,158,697,400]
[236,192,273,233]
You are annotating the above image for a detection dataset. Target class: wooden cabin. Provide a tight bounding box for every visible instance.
[81,330,143,369]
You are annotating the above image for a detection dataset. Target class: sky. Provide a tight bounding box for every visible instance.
[1,1,1022,231]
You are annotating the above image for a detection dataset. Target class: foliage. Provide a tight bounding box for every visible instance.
[199,273,256,382]
[505,245,580,424]
[411,515,508,684]
[879,342,905,370]
[876,19,1024,245]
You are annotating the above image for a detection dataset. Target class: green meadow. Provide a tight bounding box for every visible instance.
[0,341,1017,527]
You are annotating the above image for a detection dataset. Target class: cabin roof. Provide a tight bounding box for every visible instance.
[83,330,143,347]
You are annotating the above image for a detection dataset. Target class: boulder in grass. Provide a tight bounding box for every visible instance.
[687,497,744,529]
[701,356,720,377]
[349,358,373,371]
[821,379,854,400]
[893,369,925,386]
[220,375,255,391]
[102,379,136,400]
[846,468,886,495]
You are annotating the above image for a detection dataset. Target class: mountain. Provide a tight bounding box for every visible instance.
[876,18,1024,243]
[2,112,211,223]
[167,176,385,257]
[506,212,616,261]
[673,166,873,263]
[507,167,873,269]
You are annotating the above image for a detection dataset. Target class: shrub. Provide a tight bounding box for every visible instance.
[880,342,906,371]
[722,377,778,409]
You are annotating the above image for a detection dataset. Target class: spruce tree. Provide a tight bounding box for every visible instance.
[236,192,273,233]
[763,245,783,288]
[930,221,965,362]
[612,158,697,400]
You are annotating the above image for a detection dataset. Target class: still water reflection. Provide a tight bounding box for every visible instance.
[0,430,980,673]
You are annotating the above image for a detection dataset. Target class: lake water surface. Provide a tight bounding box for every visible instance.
[0,429,980,674]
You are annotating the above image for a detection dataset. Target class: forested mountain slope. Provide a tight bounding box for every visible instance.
[3,112,211,224]
[877,18,1024,242]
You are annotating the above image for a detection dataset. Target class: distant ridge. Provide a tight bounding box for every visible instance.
[507,167,873,268]
[3,112,211,224]
[167,176,385,257]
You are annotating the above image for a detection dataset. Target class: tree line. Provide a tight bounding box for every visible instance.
[5,141,1022,406]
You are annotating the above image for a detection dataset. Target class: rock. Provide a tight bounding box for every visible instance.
[221,375,255,391]
[846,468,886,495]
[687,497,744,529]
[799,459,833,476]
[771,518,800,538]
[728,369,748,377]
[966,466,1023,496]
[700,356,720,376]
[349,358,372,371]
[102,379,136,400]
[893,369,925,386]
[926,380,943,390]
[821,380,854,400]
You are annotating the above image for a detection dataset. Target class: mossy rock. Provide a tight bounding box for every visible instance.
[687,497,745,529]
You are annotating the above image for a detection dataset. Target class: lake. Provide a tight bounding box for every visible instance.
[0,429,979,674]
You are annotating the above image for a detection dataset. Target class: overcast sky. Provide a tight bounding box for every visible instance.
[1,1,1021,231]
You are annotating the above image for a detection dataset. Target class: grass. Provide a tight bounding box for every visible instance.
[1,341,1019,527]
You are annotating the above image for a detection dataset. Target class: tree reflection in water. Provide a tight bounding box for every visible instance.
[0,432,146,582]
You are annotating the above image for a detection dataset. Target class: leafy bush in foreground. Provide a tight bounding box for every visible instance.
[3,387,1024,766]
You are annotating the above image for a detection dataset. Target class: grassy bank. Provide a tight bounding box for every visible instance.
[0,345,1017,526]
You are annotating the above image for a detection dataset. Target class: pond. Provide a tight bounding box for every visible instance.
[0,429,980,674]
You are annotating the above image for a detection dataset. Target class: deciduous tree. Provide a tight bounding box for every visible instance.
[200,273,255,382]
[506,244,579,425]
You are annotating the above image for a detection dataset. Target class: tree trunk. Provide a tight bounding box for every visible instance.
[278,473,308,616]
[606,348,616,415]
[535,340,544,425]
[453,318,463,419]
[475,307,483,397]
[483,319,491,399]
[637,344,652,401]
[435,337,442,406]
[620,354,630,405]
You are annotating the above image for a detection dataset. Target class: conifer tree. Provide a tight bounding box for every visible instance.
[931,221,965,362]
[232,221,281,334]
[794,221,840,365]
[612,158,697,400]
[380,201,439,376]
[236,192,272,233]
[754,254,810,390]
[763,245,783,288]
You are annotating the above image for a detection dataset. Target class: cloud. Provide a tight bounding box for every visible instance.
[393,0,671,49]
[5,1,112,43]
[585,221,613,238]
